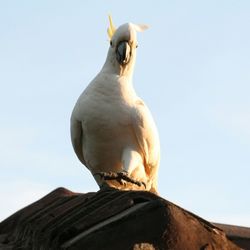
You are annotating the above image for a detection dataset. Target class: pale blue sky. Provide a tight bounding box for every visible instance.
[0,1,250,226]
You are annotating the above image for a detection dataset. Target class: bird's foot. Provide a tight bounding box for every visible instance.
[94,171,146,188]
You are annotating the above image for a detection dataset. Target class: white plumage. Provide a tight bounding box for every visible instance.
[71,19,160,193]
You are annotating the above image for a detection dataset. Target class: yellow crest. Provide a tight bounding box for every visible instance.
[107,15,116,40]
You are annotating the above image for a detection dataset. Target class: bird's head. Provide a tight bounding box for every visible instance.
[103,16,148,77]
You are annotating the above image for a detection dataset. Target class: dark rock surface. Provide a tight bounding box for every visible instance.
[0,187,245,250]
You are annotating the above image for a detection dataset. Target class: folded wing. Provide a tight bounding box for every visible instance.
[70,116,86,166]
[131,99,160,176]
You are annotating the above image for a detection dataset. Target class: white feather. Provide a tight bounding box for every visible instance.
[71,22,160,193]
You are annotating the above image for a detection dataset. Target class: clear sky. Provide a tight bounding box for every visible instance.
[0,1,250,226]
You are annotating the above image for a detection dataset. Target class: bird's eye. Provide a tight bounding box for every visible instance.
[110,41,113,46]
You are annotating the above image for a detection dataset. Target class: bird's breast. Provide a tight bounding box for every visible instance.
[73,76,141,172]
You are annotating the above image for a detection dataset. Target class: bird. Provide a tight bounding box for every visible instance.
[70,16,160,194]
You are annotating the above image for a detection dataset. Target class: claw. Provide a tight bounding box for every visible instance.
[94,171,146,189]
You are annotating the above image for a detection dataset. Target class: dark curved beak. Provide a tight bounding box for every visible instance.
[116,41,131,65]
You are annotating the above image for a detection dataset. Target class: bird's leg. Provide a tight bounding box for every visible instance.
[94,171,146,188]
[94,172,124,185]
[120,148,147,188]
[117,171,146,188]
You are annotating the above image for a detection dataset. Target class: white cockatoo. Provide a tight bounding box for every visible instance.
[71,16,160,194]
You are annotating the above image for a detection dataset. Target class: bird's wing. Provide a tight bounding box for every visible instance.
[70,115,86,166]
[131,99,160,173]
